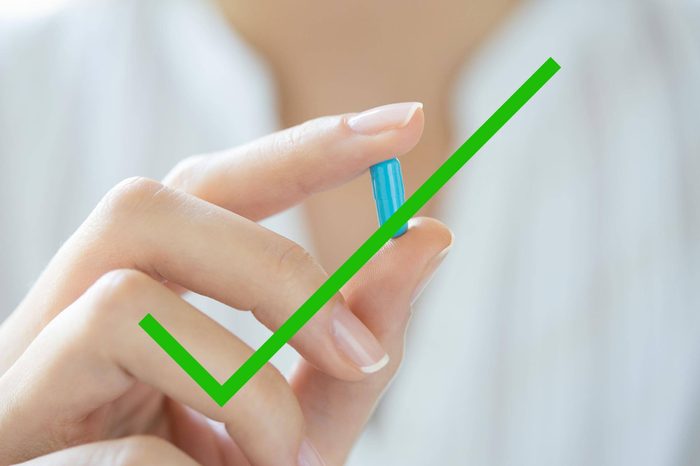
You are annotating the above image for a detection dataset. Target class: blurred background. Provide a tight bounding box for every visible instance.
[1,0,699,464]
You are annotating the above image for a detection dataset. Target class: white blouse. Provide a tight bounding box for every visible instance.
[1,0,698,465]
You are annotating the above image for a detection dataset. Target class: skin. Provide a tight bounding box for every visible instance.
[218,0,520,270]
[1,1,519,463]
[0,108,453,465]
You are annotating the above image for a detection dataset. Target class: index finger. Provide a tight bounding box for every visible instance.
[163,102,424,220]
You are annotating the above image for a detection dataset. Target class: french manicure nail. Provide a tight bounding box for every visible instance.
[298,438,325,466]
[411,242,453,306]
[331,302,389,374]
[346,102,423,135]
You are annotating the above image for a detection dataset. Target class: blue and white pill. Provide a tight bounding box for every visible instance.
[370,158,408,238]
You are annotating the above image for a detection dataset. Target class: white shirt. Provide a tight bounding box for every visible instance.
[1,0,699,464]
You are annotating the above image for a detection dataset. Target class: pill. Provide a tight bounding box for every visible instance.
[370,158,408,238]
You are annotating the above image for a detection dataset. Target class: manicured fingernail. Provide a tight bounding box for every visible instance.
[331,302,389,373]
[346,102,423,135]
[298,438,325,466]
[411,239,454,306]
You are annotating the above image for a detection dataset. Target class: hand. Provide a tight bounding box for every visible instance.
[0,103,453,465]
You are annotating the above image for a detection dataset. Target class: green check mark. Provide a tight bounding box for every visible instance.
[139,58,561,407]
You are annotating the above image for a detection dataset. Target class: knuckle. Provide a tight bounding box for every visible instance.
[271,123,311,167]
[273,240,323,285]
[86,269,152,321]
[280,124,307,154]
[56,270,155,372]
[98,176,165,219]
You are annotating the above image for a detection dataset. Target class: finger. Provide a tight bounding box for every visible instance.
[163,102,424,220]
[7,178,386,381]
[165,400,251,465]
[14,437,200,466]
[1,270,310,466]
[291,218,453,465]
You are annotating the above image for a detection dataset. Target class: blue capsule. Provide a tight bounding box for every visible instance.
[370,158,408,238]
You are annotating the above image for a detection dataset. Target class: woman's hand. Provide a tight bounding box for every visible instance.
[0,103,453,466]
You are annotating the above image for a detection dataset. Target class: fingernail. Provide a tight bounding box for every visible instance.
[331,302,389,374]
[411,240,453,306]
[346,102,423,135]
[298,438,325,466]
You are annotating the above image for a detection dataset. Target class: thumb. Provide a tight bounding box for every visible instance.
[291,217,453,465]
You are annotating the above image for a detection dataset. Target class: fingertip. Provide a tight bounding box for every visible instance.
[328,299,390,377]
[345,217,453,313]
[343,102,424,136]
[403,217,454,254]
[405,103,425,137]
[379,103,425,158]
[338,102,425,162]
